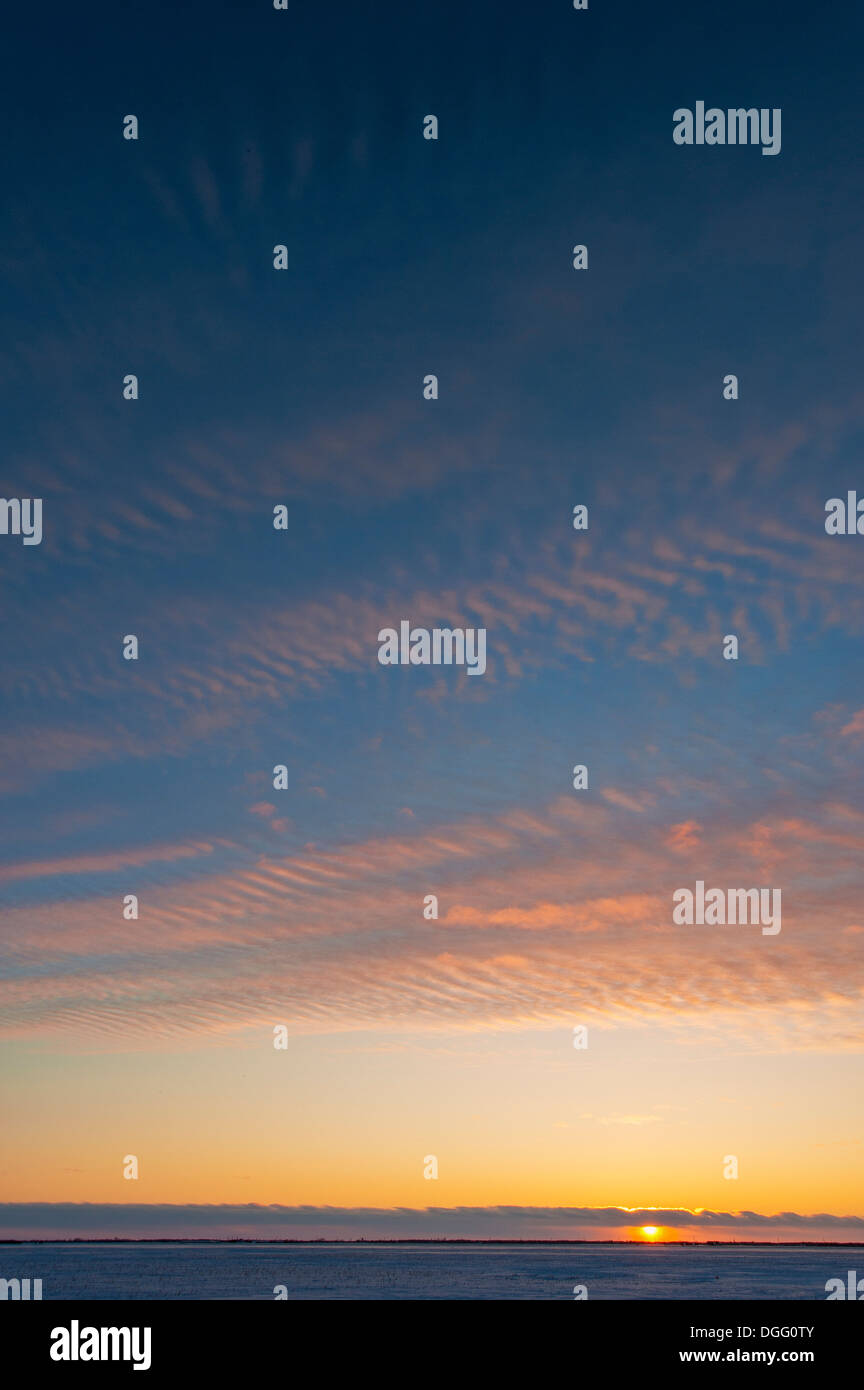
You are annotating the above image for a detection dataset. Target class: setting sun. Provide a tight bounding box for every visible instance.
[641,1226,660,1239]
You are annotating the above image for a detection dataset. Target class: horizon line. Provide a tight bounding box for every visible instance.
[3,1238,863,1247]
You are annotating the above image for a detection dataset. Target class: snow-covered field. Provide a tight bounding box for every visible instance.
[1,1242,854,1300]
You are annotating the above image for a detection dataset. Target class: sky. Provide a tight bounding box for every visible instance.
[1,0,863,1243]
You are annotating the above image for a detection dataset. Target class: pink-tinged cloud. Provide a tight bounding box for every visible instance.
[1,794,863,1050]
[666,821,703,852]
[601,788,654,814]
[0,839,222,883]
[5,446,864,795]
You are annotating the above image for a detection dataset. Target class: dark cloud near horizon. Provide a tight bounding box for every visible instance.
[1,1203,862,1240]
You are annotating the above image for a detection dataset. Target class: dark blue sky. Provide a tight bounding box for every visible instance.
[2,0,863,932]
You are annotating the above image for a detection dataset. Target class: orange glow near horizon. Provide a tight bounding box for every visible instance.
[2,1025,863,1239]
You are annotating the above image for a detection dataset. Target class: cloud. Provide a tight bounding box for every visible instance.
[2,794,863,1049]
[0,1203,861,1242]
[840,710,864,737]
[601,788,654,814]
[666,821,703,853]
[0,840,222,884]
[595,1115,662,1127]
